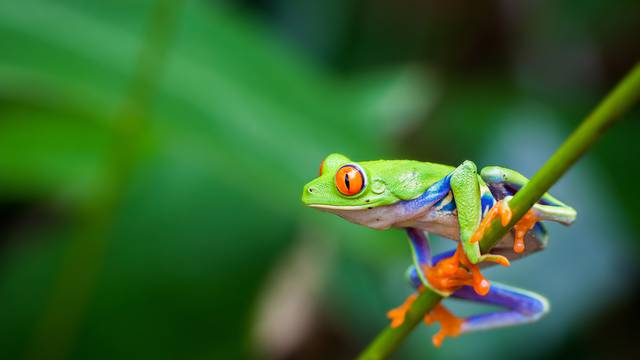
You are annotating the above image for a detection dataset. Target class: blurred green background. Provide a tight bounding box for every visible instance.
[0,0,639,359]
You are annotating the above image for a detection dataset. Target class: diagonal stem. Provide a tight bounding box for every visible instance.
[357,62,640,360]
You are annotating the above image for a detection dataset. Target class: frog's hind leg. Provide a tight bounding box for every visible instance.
[480,166,577,225]
[475,166,576,254]
[453,284,549,333]
[387,228,433,328]
[406,253,548,347]
[529,201,576,225]
[425,283,549,347]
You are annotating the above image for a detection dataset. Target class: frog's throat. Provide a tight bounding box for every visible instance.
[307,202,413,230]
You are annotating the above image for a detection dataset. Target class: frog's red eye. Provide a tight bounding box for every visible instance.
[335,165,365,196]
[319,159,325,176]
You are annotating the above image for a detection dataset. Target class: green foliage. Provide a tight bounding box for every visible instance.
[0,0,429,358]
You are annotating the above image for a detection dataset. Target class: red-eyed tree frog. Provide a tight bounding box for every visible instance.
[301,153,576,347]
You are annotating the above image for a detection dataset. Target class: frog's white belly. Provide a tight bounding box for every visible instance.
[324,201,461,240]
[321,195,546,263]
[316,180,549,263]
[396,209,460,240]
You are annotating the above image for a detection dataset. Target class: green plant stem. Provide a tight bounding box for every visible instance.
[357,62,640,360]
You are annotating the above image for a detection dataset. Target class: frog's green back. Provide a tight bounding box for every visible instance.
[359,159,454,201]
[301,154,455,209]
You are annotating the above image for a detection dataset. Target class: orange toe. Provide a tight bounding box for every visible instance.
[491,256,511,267]
[458,250,491,296]
[470,204,497,243]
[387,293,418,328]
[500,203,513,225]
[437,245,462,276]
[425,244,470,293]
[512,209,540,254]
[471,200,514,244]
[472,200,540,254]
[425,243,491,296]
[424,304,464,347]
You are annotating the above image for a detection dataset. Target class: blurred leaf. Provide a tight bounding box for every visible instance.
[0,0,432,358]
[0,107,110,199]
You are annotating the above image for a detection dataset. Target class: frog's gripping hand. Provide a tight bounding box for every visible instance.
[449,161,511,266]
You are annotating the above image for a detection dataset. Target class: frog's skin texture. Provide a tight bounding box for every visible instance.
[302,153,576,347]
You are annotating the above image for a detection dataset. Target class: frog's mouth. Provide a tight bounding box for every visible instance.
[307,204,371,211]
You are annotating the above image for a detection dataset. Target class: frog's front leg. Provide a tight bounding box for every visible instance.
[421,161,510,296]
[449,161,510,266]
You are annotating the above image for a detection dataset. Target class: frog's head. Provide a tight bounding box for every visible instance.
[301,153,411,229]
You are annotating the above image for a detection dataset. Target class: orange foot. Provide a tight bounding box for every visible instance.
[424,304,464,347]
[425,243,491,296]
[512,209,540,253]
[387,293,418,328]
[470,200,541,254]
[470,199,512,244]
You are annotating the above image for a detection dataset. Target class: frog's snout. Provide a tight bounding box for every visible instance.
[301,183,317,205]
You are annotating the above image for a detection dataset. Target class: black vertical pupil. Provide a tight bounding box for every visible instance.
[344,173,350,190]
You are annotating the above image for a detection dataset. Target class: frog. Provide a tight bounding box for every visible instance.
[301,153,576,347]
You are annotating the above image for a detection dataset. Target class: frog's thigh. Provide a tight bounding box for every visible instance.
[480,166,576,213]
[451,283,549,333]
[530,203,576,225]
